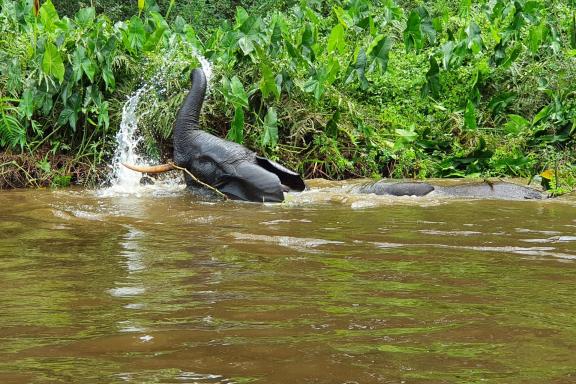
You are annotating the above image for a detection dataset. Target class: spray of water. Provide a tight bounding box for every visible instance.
[107,87,151,191]
[100,50,212,196]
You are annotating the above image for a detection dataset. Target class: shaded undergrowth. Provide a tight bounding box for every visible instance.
[0,0,575,193]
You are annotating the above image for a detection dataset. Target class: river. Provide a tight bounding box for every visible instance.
[1,181,576,383]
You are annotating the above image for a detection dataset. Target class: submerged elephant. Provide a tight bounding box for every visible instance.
[124,68,305,202]
[357,180,547,200]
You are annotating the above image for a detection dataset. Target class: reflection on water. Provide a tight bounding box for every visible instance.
[0,183,576,383]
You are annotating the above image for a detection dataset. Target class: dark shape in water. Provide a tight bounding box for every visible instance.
[358,182,435,197]
[359,180,547,200]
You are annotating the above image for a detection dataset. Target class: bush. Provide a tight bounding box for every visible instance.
[1,0,575,192]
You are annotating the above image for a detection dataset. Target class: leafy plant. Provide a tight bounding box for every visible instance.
[1,0,575,190]
[0,97,26,150]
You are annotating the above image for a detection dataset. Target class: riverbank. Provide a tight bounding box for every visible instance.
[2,156,574,203]
[0,151,106,189]
[1,1,575,194]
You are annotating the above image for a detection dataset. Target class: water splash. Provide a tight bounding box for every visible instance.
[106,86,152,192]
[101,50,213,196]
[196,51,213,85]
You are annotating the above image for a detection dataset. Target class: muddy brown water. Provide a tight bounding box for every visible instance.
[1,180,576,383]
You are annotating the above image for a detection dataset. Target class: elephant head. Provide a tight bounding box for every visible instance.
[123,67,305,202]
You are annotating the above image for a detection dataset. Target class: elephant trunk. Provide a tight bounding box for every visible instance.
[174,68,207,145]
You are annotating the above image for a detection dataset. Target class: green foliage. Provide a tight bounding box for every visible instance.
[1,0,575,191]
[0,97,26,150]
[0,0,191,185]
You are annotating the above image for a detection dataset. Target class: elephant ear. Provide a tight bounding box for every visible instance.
[255,156,306,191]
[215,162,285,202]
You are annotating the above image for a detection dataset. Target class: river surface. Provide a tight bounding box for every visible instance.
[1,181,576,383]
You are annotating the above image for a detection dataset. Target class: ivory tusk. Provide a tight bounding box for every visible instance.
[121,163,176,174]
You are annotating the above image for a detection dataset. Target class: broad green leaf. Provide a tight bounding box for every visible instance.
[358,16,371,31]
[143,24,167,52]
[102,65,115,91]
[19,89,34,119]
[503,114,529,135]
[238,36,255,55]
[39,0,59,32]
[261,107,278,147]
[469,86,481,105]
[301,23,315,49]
[441,41,454,69]
[75,7,95,27]
[82,57,96,82]
[285,41,303,61]
[490,41,506,66]
[404,11,422,52]
[334,6,353,29]
[394,127,418,150]
[422,56,440,98]
[270,19,282,46]
[346,48,369,90]
[239,15,260,36]
[42,42,65,83]
[327,24,345,54]
[58,106,78,131]
[303,77,323,101]
[259,64,280,100]
[174,15,186,33]
[432,17,443,33]
[6,59,22,95]
[464,100,477,130]
[488,0,505,21]
[231,78,249,107]
[83,85,102,109]
[368,35,392,73]
[37,91,54,116]
[532,105,551,125]
[228,76,249,108]
[416,6,436,44]
[325,57,340,84]
[355,48,369,90]
[522,1,542,24]
[528,23,545,53]
[304,5,321,25]
[369,16,377,36]
[71,47,85,82]
[71,47,96,83]
[500,45,521,69]
[98,101,109,130]
[227,106,244,144]
[54,18,71,33]
[235,7,249,28]
[303,59,338,101]
[125,16,147,52]
[383,0,402,21]
[465,22,483,54]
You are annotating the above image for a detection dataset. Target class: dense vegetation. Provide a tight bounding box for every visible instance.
[0,0,575,194]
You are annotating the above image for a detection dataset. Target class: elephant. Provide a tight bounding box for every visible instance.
[124,67,305,202]
[356,180,548,200]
